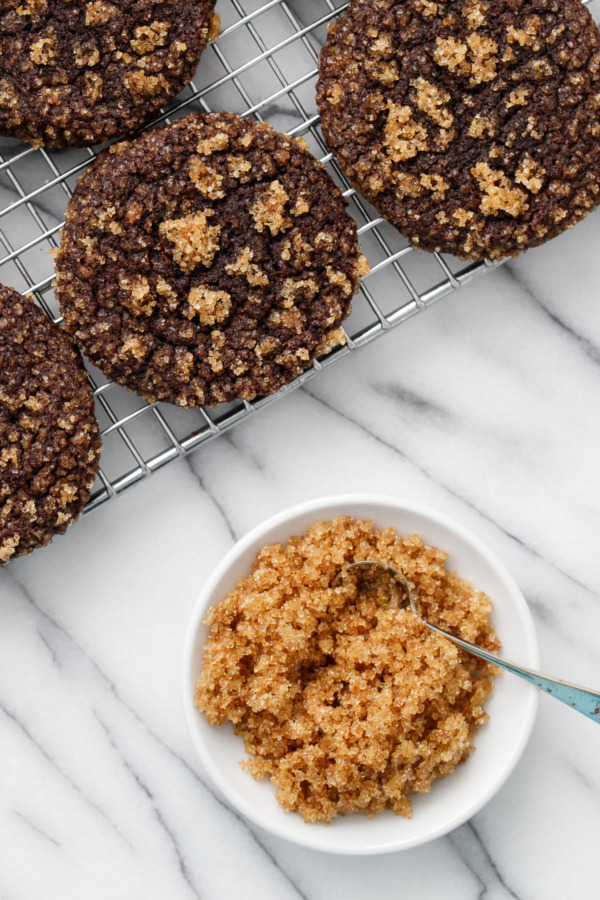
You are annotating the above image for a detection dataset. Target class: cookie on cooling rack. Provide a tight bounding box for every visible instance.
[317,0,600,260]
[0,0,219,148]
[55,113,368,408]
[0,286,101,566]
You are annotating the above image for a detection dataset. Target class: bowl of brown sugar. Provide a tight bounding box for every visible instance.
[182,495,539,854]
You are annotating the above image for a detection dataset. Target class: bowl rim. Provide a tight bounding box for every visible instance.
[181,493,540,854]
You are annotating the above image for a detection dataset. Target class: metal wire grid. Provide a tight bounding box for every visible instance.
[0,0,503,514]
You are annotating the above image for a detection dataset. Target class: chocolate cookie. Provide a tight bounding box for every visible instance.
[0,287,101,566]
[0,0,219,148]
[317,0,600,260]
[55,113,368,407]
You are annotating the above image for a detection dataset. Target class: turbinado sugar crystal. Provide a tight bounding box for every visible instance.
[196,518,499,823]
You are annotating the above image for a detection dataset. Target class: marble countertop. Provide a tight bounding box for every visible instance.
[2,212,600,898]
[2,0,600,896]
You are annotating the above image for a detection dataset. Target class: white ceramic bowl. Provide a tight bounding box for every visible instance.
[182,495,539,855]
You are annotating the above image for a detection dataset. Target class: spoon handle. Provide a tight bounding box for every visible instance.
[426,622,600,723]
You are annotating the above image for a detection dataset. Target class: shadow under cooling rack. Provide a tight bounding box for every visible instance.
[0,0,503,514]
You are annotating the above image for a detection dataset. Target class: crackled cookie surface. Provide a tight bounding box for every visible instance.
[317,0,600,260]
[0,286,101,566]
[56,113,367,407]
[0,0,218,147]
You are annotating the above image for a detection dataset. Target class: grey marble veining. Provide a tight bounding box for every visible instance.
[3,218,600,897]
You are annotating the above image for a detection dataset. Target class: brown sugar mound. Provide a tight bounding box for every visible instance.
[317,0,600,260]
[195,518,499,823]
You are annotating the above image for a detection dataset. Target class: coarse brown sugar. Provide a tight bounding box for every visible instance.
[195,517,499,824]
[56,113,367,408]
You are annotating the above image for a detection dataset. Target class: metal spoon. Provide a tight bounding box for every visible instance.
[335,560,600,723]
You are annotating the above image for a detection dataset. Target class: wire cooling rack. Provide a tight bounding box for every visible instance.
[0,0,503,514]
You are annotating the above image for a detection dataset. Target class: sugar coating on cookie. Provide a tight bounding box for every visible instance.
[56,113,368,408]
[0,0,219,147]
[0,287,101,566]
[317,0,600,260]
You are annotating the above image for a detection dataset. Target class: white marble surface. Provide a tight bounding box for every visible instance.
[2,210,600,898]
